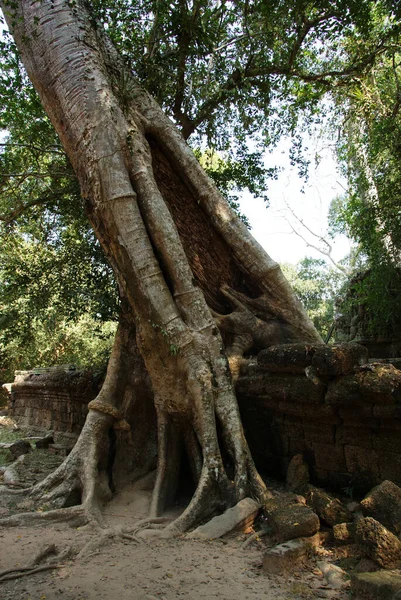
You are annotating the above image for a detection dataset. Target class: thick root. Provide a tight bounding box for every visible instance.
[0,543,72,583]
[0,564,62,583]
[0,408,115,528]
[0,504,90,529]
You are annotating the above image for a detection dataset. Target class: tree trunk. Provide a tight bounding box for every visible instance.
[1,0,321,533]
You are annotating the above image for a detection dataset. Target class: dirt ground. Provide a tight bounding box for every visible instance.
[0,487,351,600]
[0,419,351,600]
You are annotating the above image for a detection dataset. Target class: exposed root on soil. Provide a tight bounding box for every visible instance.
[2,482,31,490]
[132,517,171,531]
[0,413,113,528]
[0,543,72,583]
[0,504,89,528]
[0,329,127,528]
[0,564,62,583]
[119,532,141,543]
[76,528,118,559]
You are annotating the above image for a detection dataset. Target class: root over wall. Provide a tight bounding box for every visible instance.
[4,343,401,494]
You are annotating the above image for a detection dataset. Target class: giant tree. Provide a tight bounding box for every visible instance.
[0,0,394,534]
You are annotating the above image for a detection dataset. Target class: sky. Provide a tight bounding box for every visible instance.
[238,137,352,267]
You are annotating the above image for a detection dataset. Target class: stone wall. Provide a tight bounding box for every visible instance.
[4,344,401,494]
[4,366,101,443]
[334,269,401,359]
[238,343,401,494]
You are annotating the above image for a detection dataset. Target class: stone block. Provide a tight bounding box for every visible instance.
[303,423,335,445]
[378,452,401,485]
[313,443,346,471]
[245,374,324,404]
[355,364,401,405]
[374,431,401,454]
[277,401,306,418]
[187,498,260,540]
[305,486,352,526]
[345,446,380,486]
[262,538,310,574]
[312,469,352,490]
[286,454,310,492]
[361,480,401,536]
[336,426,373,449]
[306,403,342,424]
[338,414,377,428]
[355,517,401,568]
[326,375,365,406]
[351,571,401,600]
[257,343,316,373]
[35,434,54,449]
[312,343,368,377]
[373,405,401,419]
[280,416,304,439]
[265,491,305,514]
[9,439,32,458]
[333,522,355,543]
[354,557,379,573]
[258,342,368,377]
[268,502,320,542]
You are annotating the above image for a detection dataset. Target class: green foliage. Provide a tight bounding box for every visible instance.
[0,176,118,380]
[0,314,117,384]
[334,265,401,340]
[91,0,396,195]
[0,0,400,371]
[282,257,345,340]
[0,218,118,380]
[0,27,119,378]
[328,13,401,338]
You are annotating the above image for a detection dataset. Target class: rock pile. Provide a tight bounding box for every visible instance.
[262,465,401,599]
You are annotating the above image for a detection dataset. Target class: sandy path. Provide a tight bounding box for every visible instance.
[0,482,349,600]
[0,522,303,600]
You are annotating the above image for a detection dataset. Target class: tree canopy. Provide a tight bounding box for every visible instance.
[328,6,401,337]
[1,0,400,378]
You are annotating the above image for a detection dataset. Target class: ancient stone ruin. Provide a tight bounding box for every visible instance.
[3,343,401,598]
[239,342,401,494]
[2,366,101,447]
[3,342,401,494]
[335,269,401,360]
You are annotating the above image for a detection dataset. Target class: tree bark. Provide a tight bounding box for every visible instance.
[1,0,321,533]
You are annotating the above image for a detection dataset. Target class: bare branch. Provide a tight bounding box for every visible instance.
[212,32,261,55]
[288,19,312,68]
[280,200,350,275]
